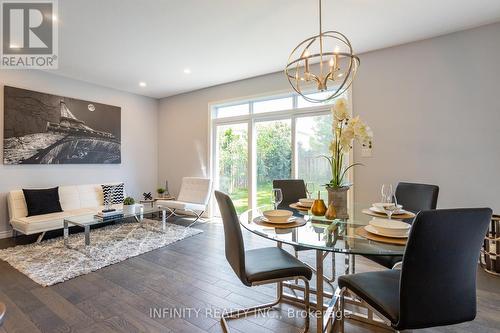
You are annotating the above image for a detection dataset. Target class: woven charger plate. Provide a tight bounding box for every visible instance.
[289,203,310,211]
[253,216,307,229]
[355,226,407,245]
[362,208,415,220]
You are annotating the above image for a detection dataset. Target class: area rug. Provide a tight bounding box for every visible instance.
[0,219,202,286]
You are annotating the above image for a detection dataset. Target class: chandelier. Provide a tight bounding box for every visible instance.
[285,0,360,103]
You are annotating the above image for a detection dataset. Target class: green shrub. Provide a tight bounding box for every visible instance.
[123,197,135,205]
[157,188,166,194]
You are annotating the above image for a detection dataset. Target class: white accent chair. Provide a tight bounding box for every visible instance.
[156,177,212,227]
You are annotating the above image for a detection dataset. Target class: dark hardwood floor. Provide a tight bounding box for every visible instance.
[0,217,499,333]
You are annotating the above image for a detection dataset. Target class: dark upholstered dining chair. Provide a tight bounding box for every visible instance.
[364,182,440,269]
[272,179,308,211]
[338,208,492,332]
[214,191,312,333]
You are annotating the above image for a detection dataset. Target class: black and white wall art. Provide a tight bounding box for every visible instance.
[3,86,121,164]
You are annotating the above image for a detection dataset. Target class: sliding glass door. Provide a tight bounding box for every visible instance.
[295,114,333,198]
[256,119,292,207]
[211,91,349,216]
[214,123,248,214]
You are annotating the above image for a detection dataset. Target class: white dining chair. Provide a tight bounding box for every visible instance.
[156,177,212,227]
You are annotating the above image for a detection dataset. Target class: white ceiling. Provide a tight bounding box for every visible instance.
[53,0,500,99]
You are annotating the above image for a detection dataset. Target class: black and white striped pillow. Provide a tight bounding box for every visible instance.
[101,183,125,205]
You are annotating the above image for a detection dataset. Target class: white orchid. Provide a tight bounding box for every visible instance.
[322,100,373,188]
[331,98,349,121]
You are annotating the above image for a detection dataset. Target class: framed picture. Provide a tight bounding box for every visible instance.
[3,86,121,164]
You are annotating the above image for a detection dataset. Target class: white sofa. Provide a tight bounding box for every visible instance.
[7,183,123,238]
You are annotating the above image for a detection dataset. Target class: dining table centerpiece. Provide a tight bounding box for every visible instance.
[322,98,373,218]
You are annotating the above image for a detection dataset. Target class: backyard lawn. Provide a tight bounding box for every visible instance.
[231,184,274,213]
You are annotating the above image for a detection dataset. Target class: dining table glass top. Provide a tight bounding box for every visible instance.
[239,202,407,255]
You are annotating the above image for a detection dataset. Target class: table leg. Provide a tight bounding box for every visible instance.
[345,253,356,275]
[84,225,90,246]
[332,252,336,281]
[316,249,324,333]
[63,220,69,246]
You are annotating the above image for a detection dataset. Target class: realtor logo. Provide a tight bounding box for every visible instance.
[1,0,58,69]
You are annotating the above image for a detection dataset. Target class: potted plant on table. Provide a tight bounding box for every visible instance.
[123,197,136,214]
[157,188,166,198]
[322,98,373,218]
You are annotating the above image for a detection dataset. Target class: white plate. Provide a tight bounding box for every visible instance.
[365,225,409,239]
[369,206,405,215]
[298,198,314,207]
[259,216,297,224]
[369,218,410,237]
[369,218,410,230]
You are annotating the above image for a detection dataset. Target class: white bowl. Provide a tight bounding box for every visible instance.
[369,218,410,237]
[298,198,314,207]
[263,210,293,223]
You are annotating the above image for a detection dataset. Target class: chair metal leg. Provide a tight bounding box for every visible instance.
[392,261,403,270]
[338,287,346,333]
[159,205,205,228]
[185,210,205,228]
[221,277,310,333]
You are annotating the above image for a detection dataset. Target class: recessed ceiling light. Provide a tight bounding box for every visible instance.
[139,82,147,87]
[183,68,191,74]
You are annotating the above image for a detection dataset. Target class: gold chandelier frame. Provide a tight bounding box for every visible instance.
[285,0,360,103]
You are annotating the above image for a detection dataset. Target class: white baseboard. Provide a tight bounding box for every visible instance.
[0,230,13,239]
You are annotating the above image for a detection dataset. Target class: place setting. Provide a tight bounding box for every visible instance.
[357,184,414,245]
[362,184,415,220]
[253,189,307,228]
[288,182,315,211]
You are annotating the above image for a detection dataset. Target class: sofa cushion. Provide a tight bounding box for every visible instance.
[10,208,98,234]
[22,187,63,217]
[101,183,125,205]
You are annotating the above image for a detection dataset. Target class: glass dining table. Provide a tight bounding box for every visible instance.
[239,203,407,333]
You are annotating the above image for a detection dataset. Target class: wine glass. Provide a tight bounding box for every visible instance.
[381,184,393,203]
[305,182,315,198]
[271,188,283,210]
[381,184,398,219]
[384,195,399,220]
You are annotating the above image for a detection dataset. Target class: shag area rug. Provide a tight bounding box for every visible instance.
[0,219,202,286]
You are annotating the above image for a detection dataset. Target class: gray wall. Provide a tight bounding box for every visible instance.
[158,22,500,212]
[0,71,159,235]
[353,22,500,211]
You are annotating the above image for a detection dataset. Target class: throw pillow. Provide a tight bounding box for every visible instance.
[22,187,63,217]
[101,183,125,205]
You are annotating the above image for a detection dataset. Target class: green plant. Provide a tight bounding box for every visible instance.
[123,197,135,205]
[157,188,166,194]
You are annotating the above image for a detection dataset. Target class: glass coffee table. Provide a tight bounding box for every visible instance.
[63,206,167,247]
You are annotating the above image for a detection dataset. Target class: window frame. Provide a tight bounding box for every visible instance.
[208,89,353,216]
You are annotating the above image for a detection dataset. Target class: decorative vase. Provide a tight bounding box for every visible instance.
[311,191,327,216]
[326,186,349,219]
[122,204,136,214]
[325,202,337,220]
